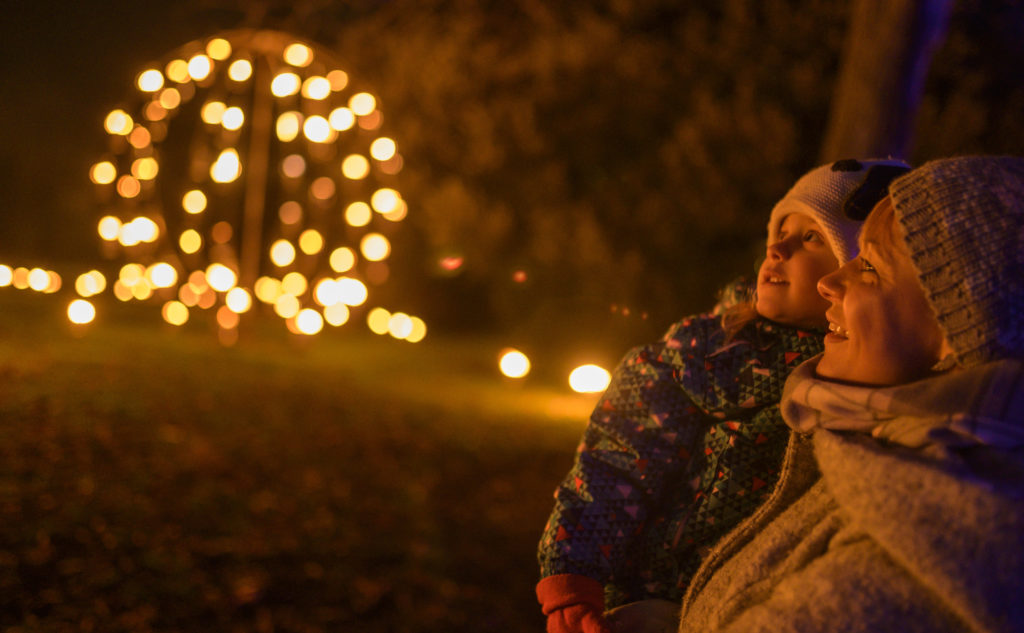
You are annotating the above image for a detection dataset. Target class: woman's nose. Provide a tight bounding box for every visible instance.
[817,265,845,301]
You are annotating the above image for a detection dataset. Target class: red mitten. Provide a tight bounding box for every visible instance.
[536,574,612,633]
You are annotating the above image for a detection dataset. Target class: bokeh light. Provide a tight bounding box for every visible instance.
[68,300,96,325]
[499,349,531,379]
[569,365,612,393]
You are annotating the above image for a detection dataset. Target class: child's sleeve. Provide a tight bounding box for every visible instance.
[537,320,707,587]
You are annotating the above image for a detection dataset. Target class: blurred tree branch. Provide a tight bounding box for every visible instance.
[821,0,953,161]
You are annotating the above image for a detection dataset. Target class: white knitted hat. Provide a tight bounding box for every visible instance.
[767,158,911,263]
[890,156,1024,368]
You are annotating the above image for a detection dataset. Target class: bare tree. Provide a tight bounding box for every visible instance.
[820,0,954,162]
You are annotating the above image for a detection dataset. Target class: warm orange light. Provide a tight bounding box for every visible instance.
[75,270,106,297]
[281,154,306,178]
[279,201,302,224]
[301,76,331,100]
[180,229,202,253]
[217,305,240,329]
[299,229,324,254]
[228,59,252,82]
[221,106,244,130]
[276,111,302,142]
[206,38,232,60]
[360,233,391,261]
[341,154,370,180]
[137,69,164,92]
[0,265,12,287]
[147,262,178,288]
[274,293,300,318]
[313,278,340,306]
[387,312,414,340]
[326,69,348,91]
[210,148,241,183]
[569,365,612,393]
[68,299,96,325]
[270,239,296,267]
[27,268,50,292]
[116,175,141,198]
[329,247,356,273]
[104,109,133,135]
[201,101,226,124]
[158,88,181,109]
[128,126,152,148]
[270,72,301,97]
[98,216,121,241]
[303,115,333,143]
[499,349,531,379]
[182,189,207,213]
[226,287,252,313]
[295,309,324,335]
[162,300,189,325]
[324,303,350,326]
[328,107,355,131]
[336,277,368,306]
[281,272,307,296]
[370,137,396,161]
[90,161,117,185]
[255,277,282,304]
[206,263,237,292]
[131,157,159,180]
[165,59,189,83]
[349,92,376,116]
[406,317,427,343]
[345,201,372,227]
[284,43,314,67]
[370,188,400,214]
[367,307,391,334]
[211,221,233,244]
[310,177,335,200]
[187,54,212,81]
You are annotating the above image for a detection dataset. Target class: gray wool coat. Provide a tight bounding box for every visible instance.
[678,360,1024,633]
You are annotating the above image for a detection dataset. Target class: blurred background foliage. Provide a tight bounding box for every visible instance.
[3,0,1023,352]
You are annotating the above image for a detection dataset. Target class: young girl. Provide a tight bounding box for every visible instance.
[536,158,910,633]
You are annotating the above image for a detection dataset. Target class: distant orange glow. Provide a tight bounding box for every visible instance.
[283,43,314,67]
[440,256,464,271]
[68,300,96,324]
[137,69,164,92]
[499,349,531,379]
[569,365,612,393]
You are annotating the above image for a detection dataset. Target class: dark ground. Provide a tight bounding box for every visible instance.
[0,292,597,632]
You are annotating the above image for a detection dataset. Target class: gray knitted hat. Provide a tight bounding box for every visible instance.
[890,156,1024,368]
[768,158,911,263]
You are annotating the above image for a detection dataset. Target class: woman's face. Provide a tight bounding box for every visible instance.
[815,201,948,386]
[756,213,840,329]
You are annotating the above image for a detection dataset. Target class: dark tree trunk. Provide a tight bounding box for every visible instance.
[820,0,953,162]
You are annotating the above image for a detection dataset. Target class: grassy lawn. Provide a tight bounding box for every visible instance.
[0,294,598,632]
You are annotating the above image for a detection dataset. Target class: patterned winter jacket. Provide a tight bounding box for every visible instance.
[537,310,824,607]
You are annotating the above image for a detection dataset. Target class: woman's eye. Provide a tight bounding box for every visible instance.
[859,258,877,273]
[803,231,824,243]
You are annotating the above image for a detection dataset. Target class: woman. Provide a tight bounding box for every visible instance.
[676,156,1024,633]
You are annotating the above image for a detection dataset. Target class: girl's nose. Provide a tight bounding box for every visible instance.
[766,239,790,260]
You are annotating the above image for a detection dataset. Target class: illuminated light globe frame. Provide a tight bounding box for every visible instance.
[89,29,425,343]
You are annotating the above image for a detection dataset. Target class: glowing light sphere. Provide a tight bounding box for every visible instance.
[187,54,212,80]
[89,30,414,337]
[182,189,207,213]
[98,216,121,241]
[406,317,427,343]
[329,247,356,273]
[221,106,244,130]
[0,265,11,287]
[68,300,97,325]
[75,270,107,297]
[27,268,50,292]
[228,59,252,82]
[367,307,390,334]
[270,239,296,267]
[360,233,391,261]
[295,308,324,335]
[162,300,189,325]
[206,264,237,292]
[569,365,612,394]
[104,109,133,135]
[342,154,370,180]
[284,43,314,67]
[349,92,376,116]
[137,69,164,92]
[499,349,531,379]
[301,76,331,100]
[90,161,117,185]
[345,202,372,227]
[271,72,301,97]
[210,148,241,183]
[370,138,396,161]
[226,287,252,313]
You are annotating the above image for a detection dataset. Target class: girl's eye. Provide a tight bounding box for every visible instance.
[859,258,877,274]
[803,231,825,244]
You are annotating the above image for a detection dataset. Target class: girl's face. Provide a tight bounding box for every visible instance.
[756,213,840,329]
[815,198,948,386]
